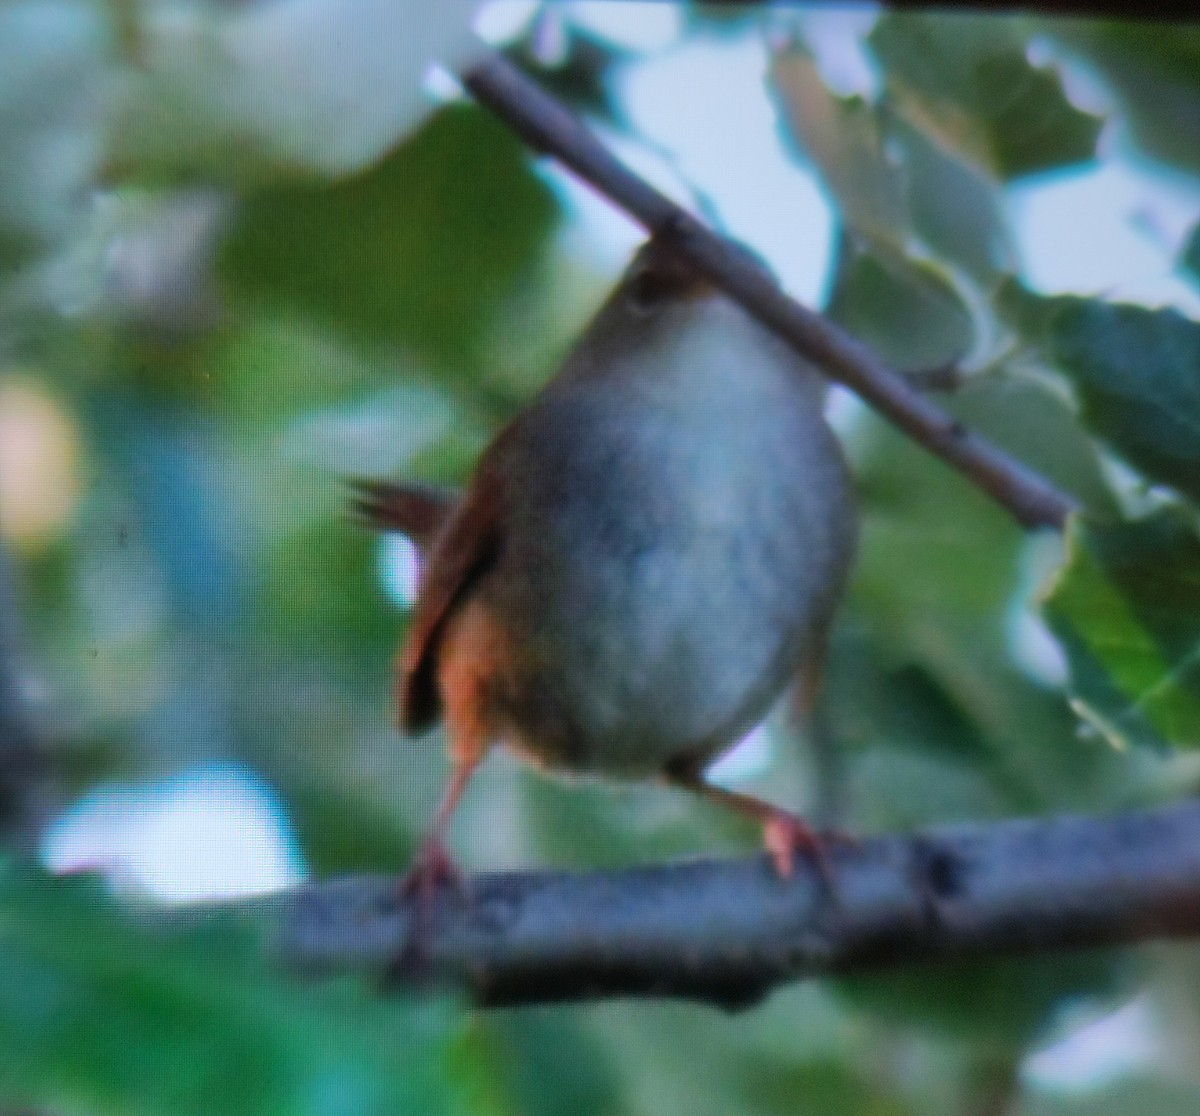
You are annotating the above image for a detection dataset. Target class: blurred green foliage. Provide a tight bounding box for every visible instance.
[0,862,467,1116]
[1036,299,1200,503]
[0,2,1199,1115]
[1183,221,1200,283]
[868,15,1104,180]
[1044,512,1200,752]
[221,105,559,372]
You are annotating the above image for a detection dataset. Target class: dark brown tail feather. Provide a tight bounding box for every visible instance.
[349,479,460,551]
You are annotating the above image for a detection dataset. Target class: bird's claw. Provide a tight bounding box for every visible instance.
[386,839,465,986]
[398,838,464,902]
[763,812,857,888]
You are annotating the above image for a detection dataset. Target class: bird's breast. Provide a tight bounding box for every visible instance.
[481,307,855,776]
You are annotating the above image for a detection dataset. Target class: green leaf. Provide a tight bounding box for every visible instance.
[1041,298,1200,503]
[220,104,560,373]
[826,240,974,370]
[1054,24,1200,177]
[770,48,907,246]
[0,863,464,1116]
[1042,512,1200,751]
[891,112,1016,282]
[869,14,1103,180]
[771,44,1014,279]
[770,44,1010,368]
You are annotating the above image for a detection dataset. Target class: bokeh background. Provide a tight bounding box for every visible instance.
[1,1,1199,1113]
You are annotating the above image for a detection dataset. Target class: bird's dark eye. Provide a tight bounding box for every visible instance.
[626,268,670,313]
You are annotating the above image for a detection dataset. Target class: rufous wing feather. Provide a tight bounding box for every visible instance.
[396,467,505,733]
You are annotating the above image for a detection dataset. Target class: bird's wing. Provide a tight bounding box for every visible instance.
[397,463,506,733]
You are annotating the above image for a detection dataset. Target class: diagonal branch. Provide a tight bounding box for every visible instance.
[276,799,1200,1009]
[460,51,1077,531]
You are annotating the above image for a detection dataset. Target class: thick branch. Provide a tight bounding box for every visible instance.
[276,800,1200,1009]
[460,52,1077,531]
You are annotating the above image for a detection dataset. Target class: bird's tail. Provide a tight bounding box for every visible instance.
[348,478,459,553]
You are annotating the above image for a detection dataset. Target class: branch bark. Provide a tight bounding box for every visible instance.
[460,51,1078,532]
[275,800,1200,1009]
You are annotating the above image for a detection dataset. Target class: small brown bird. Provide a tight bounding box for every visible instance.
[357,235,857,887]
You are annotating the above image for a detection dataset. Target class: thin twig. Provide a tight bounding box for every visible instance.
[273,799,1200,1008]
[460,52,1078,531]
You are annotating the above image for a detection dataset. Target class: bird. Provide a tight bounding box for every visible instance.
[355,233,857,891]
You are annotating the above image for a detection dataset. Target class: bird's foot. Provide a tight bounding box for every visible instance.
[387,838,465,985]
[762,810,856,888]
[399,837,464,900]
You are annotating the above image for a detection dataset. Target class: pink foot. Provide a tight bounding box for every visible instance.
[398,838,464,901]
[388,839,464,982]
[762,812,855,885]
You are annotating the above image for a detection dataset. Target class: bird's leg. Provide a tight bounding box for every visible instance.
[790,628,828,724]
[393,615,499,978]
[400,757,477,899]
[401,597,506,900]
[665,760,842,884]
[389,755,480,984]
[790,627,846,829]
